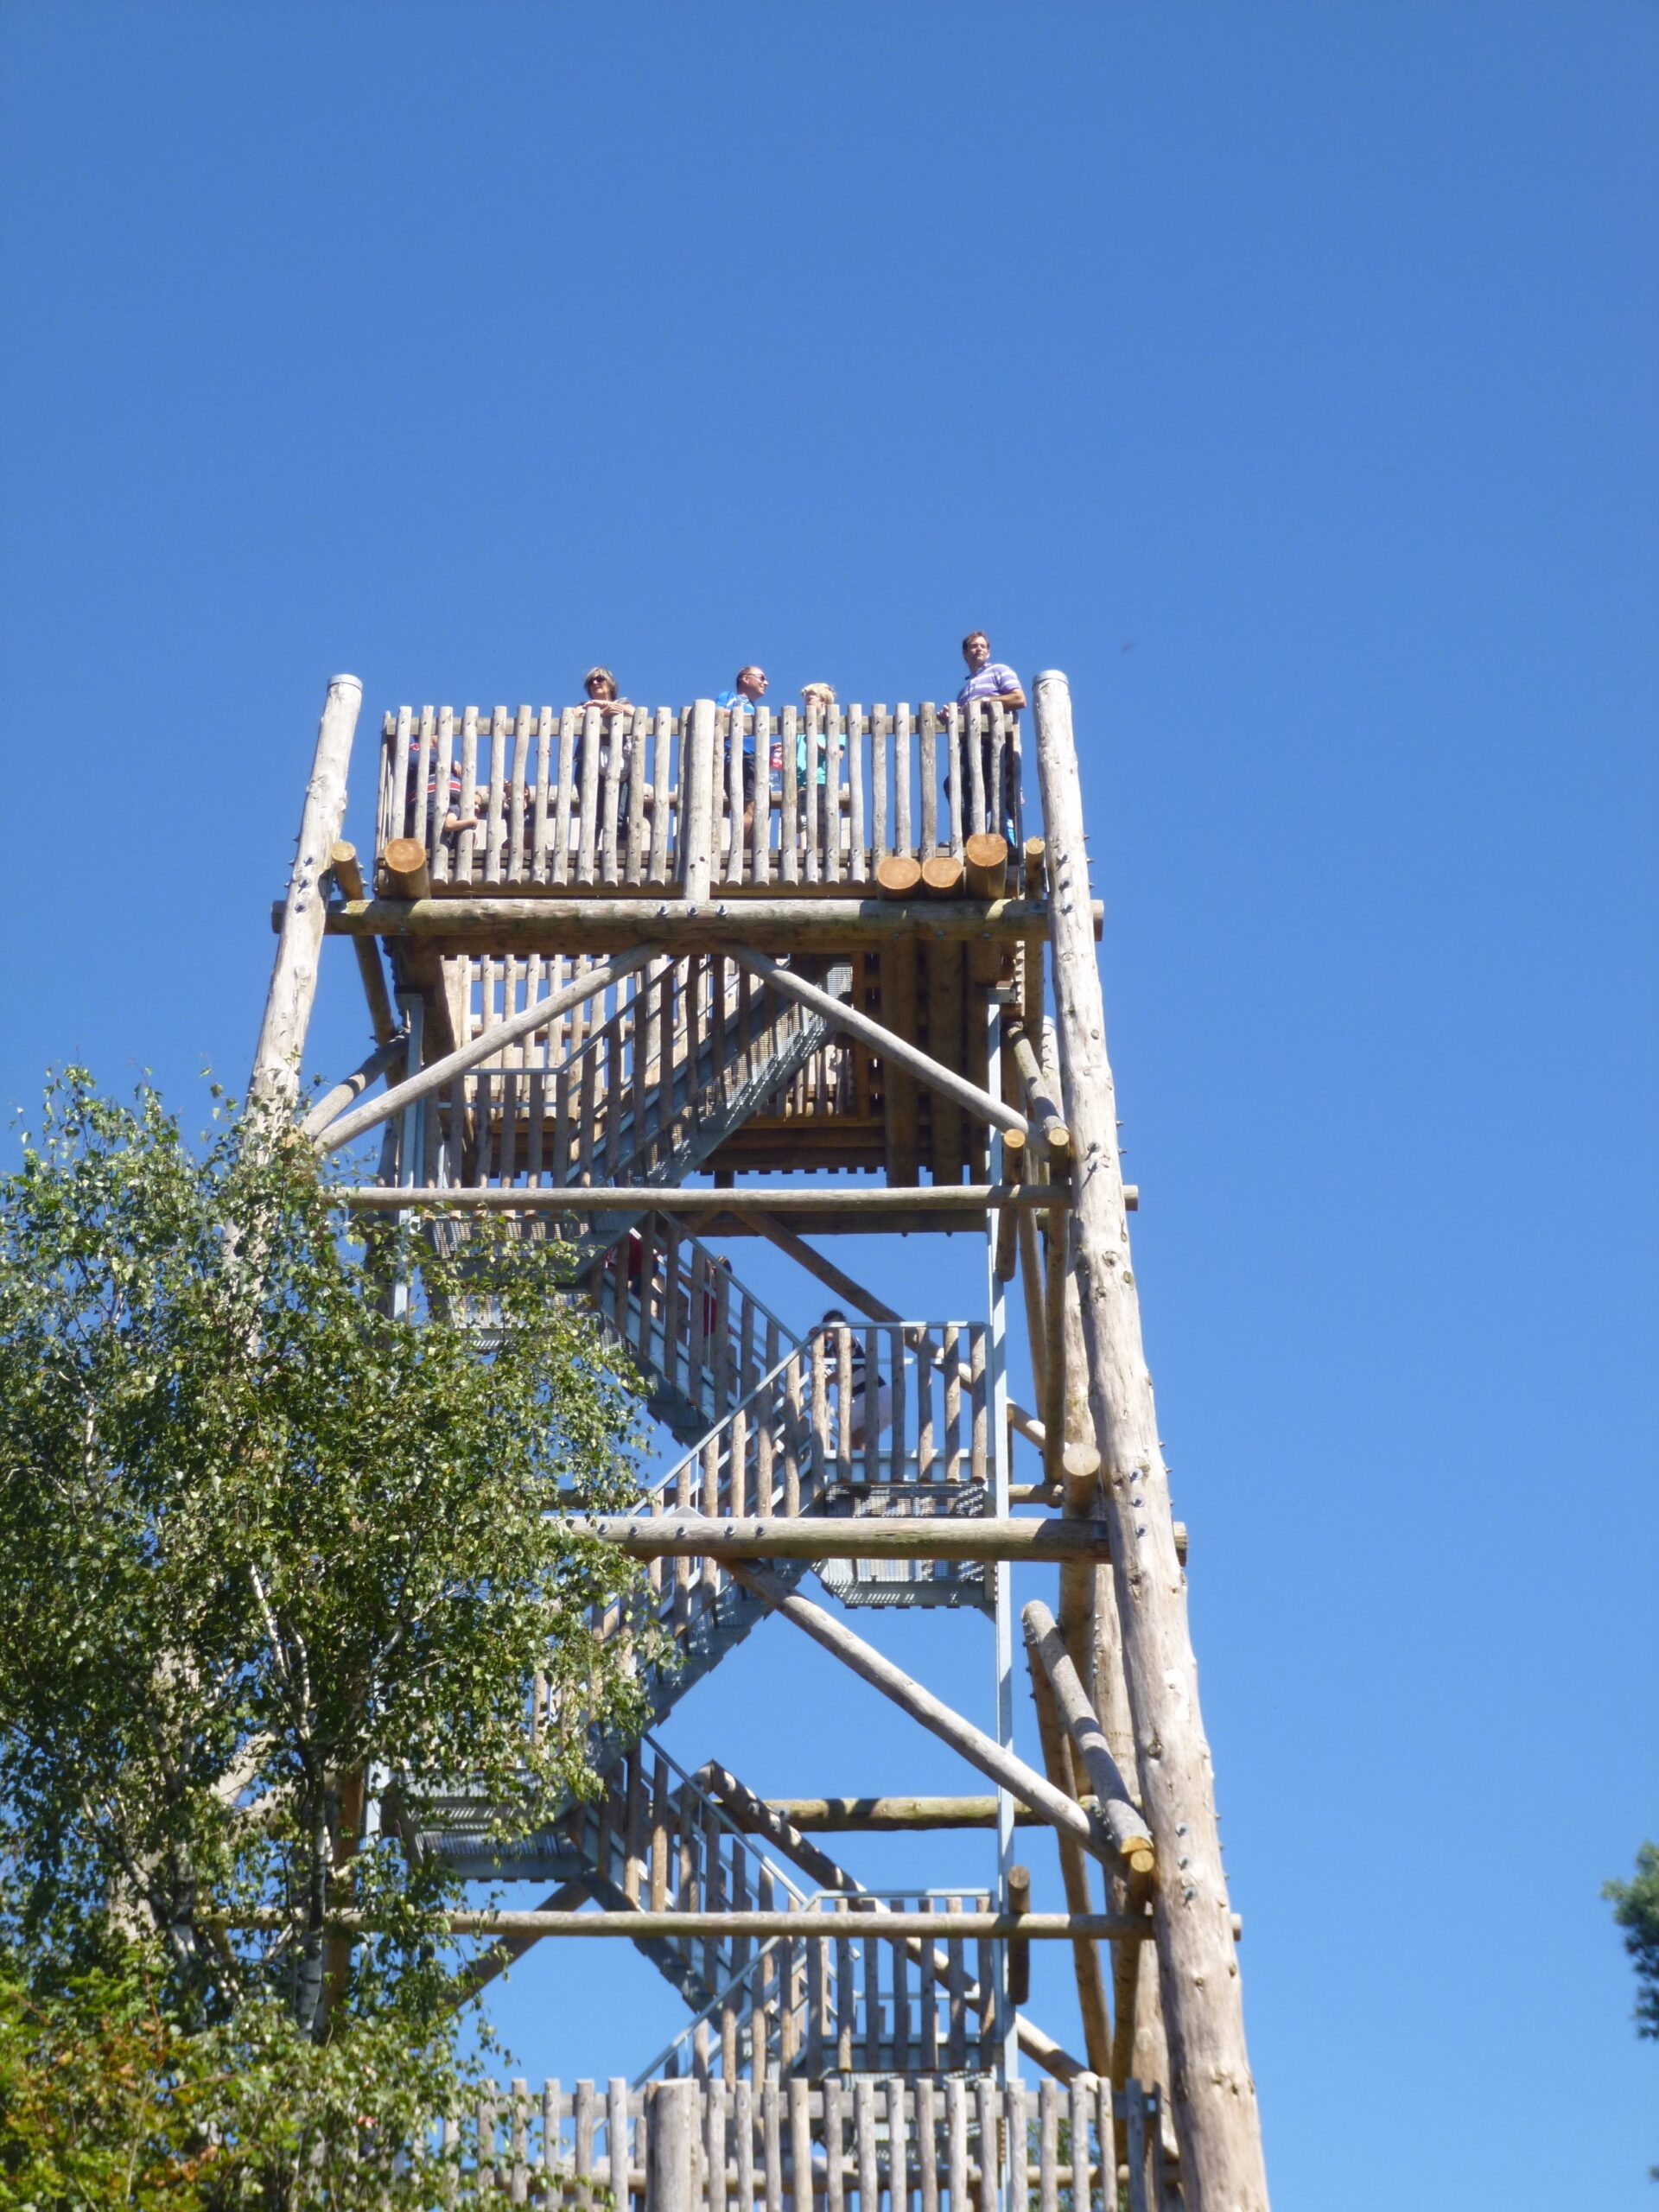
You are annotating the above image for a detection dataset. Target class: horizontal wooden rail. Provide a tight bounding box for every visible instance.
[563,1515,1113,1561]
[237,1909,1152,1941]
[763,1796,1042,1831]
[299,896,1103,951]
[341,1183,1072,1216]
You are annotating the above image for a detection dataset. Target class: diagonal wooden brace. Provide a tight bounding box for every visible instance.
[726,1555,1140,1873]
[315,944,662,1155]
[728,946,1033,1147]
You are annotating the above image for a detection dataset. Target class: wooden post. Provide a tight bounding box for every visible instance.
[251,673,362,1109]
[649,2076,699,2212]
[1006,1864,1032,2004]
[327,842,397,1044]
[1021,1602,1153,1878]
[682,700,716,902]
[1033,669,1268,2209]
[1020,1635,1114,2076]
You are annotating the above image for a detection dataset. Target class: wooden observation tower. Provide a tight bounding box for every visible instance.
[251,675,1269,2212]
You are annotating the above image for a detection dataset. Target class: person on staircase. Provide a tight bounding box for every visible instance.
[821,1309,892,1455]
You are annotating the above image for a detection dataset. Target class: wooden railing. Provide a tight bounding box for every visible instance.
[375,700,1023,895]
[404,953,832,1192]
[429,2072,1171,2210]
[641,1889,1003,2088]
[540,1321,995,1752]
[589,1211,798,1436]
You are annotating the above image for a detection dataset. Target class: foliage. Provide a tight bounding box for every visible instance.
[0,1951,493,2208]
[0,1071,658,2056]
[1604,1842,1659,2043]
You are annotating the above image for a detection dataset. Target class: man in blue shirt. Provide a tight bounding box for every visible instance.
[715,665,768,813]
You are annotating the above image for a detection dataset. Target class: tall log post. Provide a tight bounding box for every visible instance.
[250,674,363,1109]
[681,700,716,902]
[1033,669,1268,2210]
[648,2077,700,2212]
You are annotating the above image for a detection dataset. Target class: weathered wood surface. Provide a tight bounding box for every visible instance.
[1034,669,1267,2211]
[759,1796,1041,1832]
[251,674,361,1107]
[307,896,1090,950]
[562,1515,1115,1561]
[326,840,397,1043]
[1023,1601,1154,1878]
[291,1908,1147,1941]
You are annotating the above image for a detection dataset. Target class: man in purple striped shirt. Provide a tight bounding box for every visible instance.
[957,630,1026,715]
[954,631,1024,841]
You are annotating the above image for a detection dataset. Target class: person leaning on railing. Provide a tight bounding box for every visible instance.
[953,629,1025,842]
[715,665,768,830]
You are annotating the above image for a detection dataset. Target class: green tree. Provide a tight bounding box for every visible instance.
[1604,1842,1659,2043]
[0,1071,658,2201]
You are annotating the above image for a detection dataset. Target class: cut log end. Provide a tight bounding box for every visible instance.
[382,836,431,899]
[920,855,965,899]
[963,831,1009,900]
[875,854,924,900]
[328,840,365,900]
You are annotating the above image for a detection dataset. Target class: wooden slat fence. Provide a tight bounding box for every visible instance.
[377,702,1022,896]
[429,2074,1167,2210]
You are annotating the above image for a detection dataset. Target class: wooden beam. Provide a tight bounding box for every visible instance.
[995,1133,1023,1279]
[922,937,966,1180]
[1042,1200,1069,1488]
[1006,1863,1033,2004]
[759,1796,1041,1832]
[327,842,398,1044]
[680,700,715,900]
[727,1558,1124,1869]
[341,1182,1071,1217]
[316,947,658,1155]
[1022,1601,1154,1881]
[250,674,361,1109]
[288,1909,1150,1941]
[562,1515,1115,1562]
[876,938,922,1181]
[300,1033,409,1140]
[1023,1622,1115,2076]
[1035,669,1265,2206]
[728,946,1029,1143]
[1003,1016,1071,1163]
[307,895,1093,953]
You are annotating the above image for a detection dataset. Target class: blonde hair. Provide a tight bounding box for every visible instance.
[584,666,617,696]
[799,682,836,708]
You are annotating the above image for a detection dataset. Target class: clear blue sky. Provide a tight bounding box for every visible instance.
[3,3,1655,2203]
